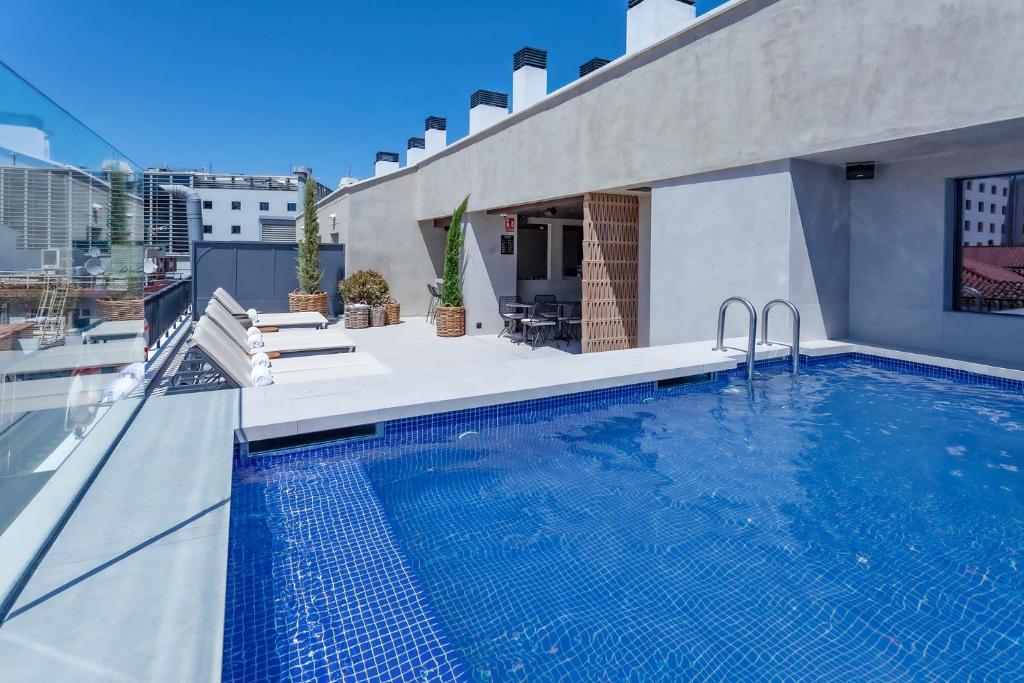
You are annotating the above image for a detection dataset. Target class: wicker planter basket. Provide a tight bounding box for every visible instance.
[97,297,144,321]
[384,302,400,325]
[435,306,465,337]
[344,304,369,329]
[288,291,328,317]
[369,306,386,327]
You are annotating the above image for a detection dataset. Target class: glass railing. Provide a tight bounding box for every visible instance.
[0,60,151,617]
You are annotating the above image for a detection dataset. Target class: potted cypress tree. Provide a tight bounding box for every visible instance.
[97,166,145,321]
[435,195,468,337]
[288,179,328,317]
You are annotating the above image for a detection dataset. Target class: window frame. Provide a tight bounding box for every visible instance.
[259,201,269,212]
[231,201,241,211]
[202,200,213,210]
[230,225,241,235]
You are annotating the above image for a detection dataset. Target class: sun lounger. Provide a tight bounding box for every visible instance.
[188,317,388,388]
[204,300,355,356]
[212,287,328,329]
[0,340,144,381]
[82,320,144,344]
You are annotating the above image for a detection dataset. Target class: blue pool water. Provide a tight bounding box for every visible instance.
[223,355,1024,681]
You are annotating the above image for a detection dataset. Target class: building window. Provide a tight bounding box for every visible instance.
[231,201,241,210]
[562,225,583,277]
[202,200,213,210]
[980,182,986,193]
[203,224,212,234]
[517,224,549,280]
[287,202,297,212]
[954,172,1024,315]
[1003,187,1008,196]
[259,201,269,211]
[231,225,241,235]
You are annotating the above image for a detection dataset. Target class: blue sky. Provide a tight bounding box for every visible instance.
[2,0,728,186]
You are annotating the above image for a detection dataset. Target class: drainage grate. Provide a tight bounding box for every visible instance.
[657,372,715,389]
[245,423,382,456]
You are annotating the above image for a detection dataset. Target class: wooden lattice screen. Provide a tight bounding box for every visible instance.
[581,192,639,353]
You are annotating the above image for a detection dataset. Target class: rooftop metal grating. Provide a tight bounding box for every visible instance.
[425,116,447,131]
[407,137,425,150]
[470,90,509,109]
[513,47,548,71]
[579,57,611,78]
[375,152,399,163]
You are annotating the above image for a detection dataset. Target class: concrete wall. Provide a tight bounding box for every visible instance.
[848,141,1024,367]
[462,211,515,334]
[402,0,1024,220]
[309,170,444,317]
[648,160,850,346]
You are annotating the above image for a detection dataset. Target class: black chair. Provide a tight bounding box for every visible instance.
[498,295,524,339]
[522,302,559,348]
[534,294,557,304]
[562,302,582,341]
[426,283,441,323]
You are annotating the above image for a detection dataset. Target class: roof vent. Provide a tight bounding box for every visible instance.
[407,138,427,166]
[469,90,509,134]
[579,57,611,78]
[627,0,696,55]
[374,151,400,177]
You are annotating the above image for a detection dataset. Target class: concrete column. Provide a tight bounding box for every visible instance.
[407,138,426,166]
[512,47,547,113]
[374,152,399,177]
[424,116,447,157]
[461,211,516,334]
[627,0,696,55]
[469,90,508,135]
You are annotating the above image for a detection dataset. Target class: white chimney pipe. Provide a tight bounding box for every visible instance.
[469,90,508,135]
[424,116,447,157]
[512,47,547,113]
[407,137,426,166]
[374,151,399,177]
[627,0,696,55]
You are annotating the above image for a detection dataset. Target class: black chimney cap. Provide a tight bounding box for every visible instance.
[407,137,425,150]
[425,116,447,131]
[470,89,509,109]
[375,151,399,163]
[579,57,611,78]
[628,0,693,7]
[513,47,548,71]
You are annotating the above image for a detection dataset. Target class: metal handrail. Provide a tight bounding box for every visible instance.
[759,299,801,373]
[712,296,757,383]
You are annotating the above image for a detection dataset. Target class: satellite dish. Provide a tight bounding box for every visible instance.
[87,247,101,258]
[143,259,158,274]
[85,258,105,276]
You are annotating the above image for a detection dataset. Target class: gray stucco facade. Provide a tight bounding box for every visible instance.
[305,0,1024,367]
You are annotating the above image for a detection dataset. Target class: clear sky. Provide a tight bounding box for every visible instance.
[2,0,729,187]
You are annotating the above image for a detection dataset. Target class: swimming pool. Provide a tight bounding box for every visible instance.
[223,354,1024,681]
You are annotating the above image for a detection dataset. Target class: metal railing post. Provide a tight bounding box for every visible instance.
[713,296,757,383]
[759,299,801,373]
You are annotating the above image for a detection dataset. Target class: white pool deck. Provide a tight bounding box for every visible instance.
[3,317,1023,681]
[237,317,1024,445]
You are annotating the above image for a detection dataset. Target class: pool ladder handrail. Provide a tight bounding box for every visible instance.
[758,299,801,374]
[712,296,757,383]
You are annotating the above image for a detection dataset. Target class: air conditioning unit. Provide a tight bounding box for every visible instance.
[41,248,60,271]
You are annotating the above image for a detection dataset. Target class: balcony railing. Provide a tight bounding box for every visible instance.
[144,277,191,351]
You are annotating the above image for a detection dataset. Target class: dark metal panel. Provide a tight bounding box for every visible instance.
[192,241,346,318]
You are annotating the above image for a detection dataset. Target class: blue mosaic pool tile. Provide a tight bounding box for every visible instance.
[223,454,465,682]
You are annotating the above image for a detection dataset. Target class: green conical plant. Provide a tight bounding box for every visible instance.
[296,180,323,294]
[440,195,468,307]
[108,167,129,245]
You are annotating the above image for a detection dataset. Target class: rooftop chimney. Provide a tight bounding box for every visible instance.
[407,137,426,166]
[374,151,399,177]
[512,47,547,113]
[424,116,447,157]
[626,0,696,55]
[469,90,508,135]
[579,57,611,78]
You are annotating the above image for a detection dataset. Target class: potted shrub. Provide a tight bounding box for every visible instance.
[339,269,390,329]
[288,180,328,317]
[97,166,145,321]
[436,195,468,338]
[384,298,401,325]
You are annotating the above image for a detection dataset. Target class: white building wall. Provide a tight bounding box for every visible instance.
[196,187,298,241]
[848,140,1024,367]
